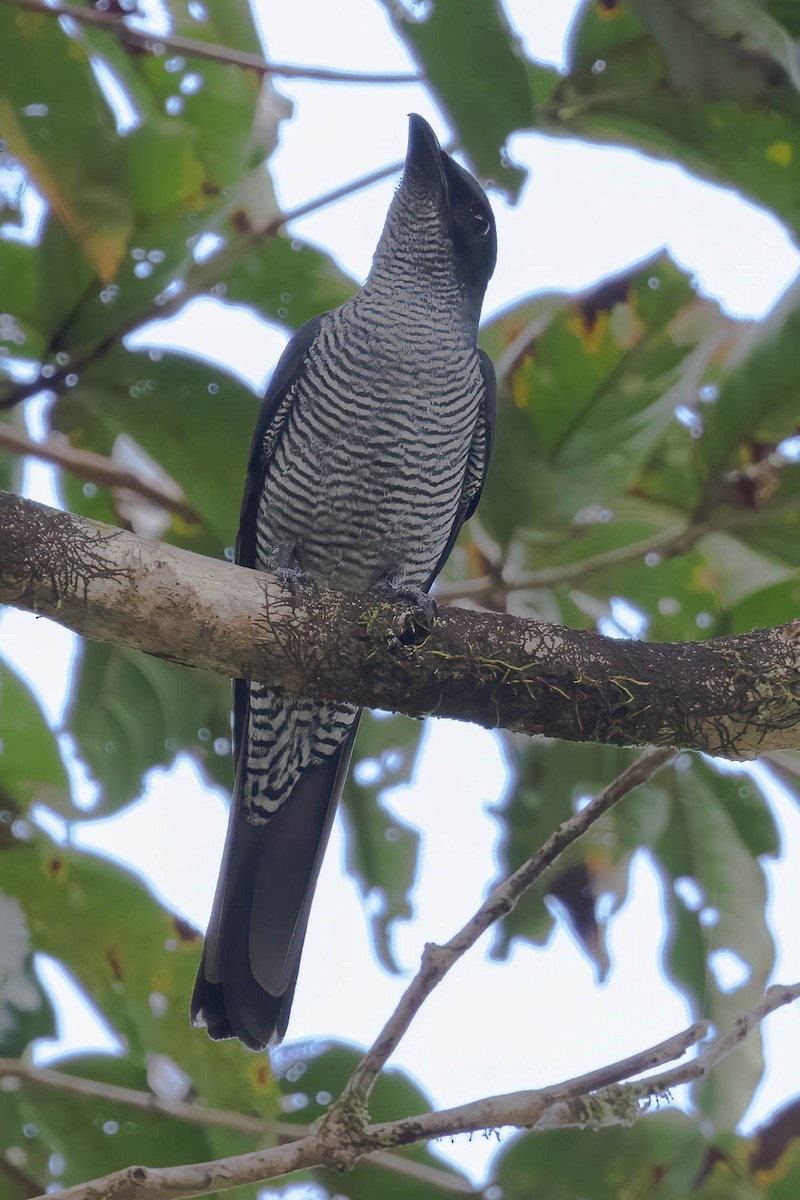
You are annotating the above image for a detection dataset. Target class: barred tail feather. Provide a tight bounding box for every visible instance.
[191,722,360,1050]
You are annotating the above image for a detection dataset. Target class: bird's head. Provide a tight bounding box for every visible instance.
[370,114,497,328]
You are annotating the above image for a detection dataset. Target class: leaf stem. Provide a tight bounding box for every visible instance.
[0,422,200,522]
[0,0,423,84]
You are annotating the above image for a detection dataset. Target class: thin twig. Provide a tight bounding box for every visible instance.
[341,747,675,1104]
[632,981,800,1101]
[0,1059,473,1195]
[436,522,706,601]
[33,984,799,1200]
[0,1057,267,1135]
[0,423,200,522]
[368,1019,710,1144]
[369,987,800,1144]
[0,0,422,83]
[536,1018,710,1101]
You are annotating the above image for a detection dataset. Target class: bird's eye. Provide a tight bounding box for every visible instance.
[469,204,491,237]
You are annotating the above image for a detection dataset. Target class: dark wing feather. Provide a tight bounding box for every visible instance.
[237,314,326,570]
[233,314,325,758]
[193,314,345,1050]
[426,347,496,589]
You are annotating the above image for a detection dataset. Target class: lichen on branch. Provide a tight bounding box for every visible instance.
[0,489,798,757]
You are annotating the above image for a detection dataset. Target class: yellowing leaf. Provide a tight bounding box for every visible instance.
[766,139,793,166]
[567,310,611,355]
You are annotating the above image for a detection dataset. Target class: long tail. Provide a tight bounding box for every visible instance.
[191,723,359,1050]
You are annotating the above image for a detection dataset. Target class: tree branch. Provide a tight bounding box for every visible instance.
[340,747,674,1104]
[0,0,422,84]
[0,1061,474,1196]
[631,981,800,1100]
[1,491,797,757]
[33,985,800,1200]
[0,423,200,523]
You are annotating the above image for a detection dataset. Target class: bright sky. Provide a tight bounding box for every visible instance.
[2,0,800,1188]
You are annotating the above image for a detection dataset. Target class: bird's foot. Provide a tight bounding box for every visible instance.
[272,565,317,601]
[372,578,438,621]
[372,578,437,646]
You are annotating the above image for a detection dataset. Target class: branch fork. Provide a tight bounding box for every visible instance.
[6,741,797,1200]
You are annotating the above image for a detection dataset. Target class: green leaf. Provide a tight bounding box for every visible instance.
[698,282,800,478]
[554,3,800,236]
[62,642,231,816]
[341,713,424,971]
[0,426,24,508]
[0,658,69,813]
[224,234,357,328]
[0,828,279,1122]
[493,1110,743,1199]
[628,0,800,97]
[748,1096,800,1198]
[69,0,266,192]
[124,121,207,223]
[767,0,800,37]
[0,0,282,375]
[0,240,41,362]
[731,466,800,570]
[0,894,56,1056]
[729,576,800,633]
[0,1053,253,1198]
[52,345,260,556]
[381,0,532,197]
[33,213,98,355]
[493,1095,800,1198]
[491,738,669,971]
[653,757,777,1127]
[492,744,777,1126]
[692,532,797,607]
[0,8,131,280]
[478,257,725,545]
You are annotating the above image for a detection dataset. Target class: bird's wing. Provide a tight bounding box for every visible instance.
[195,312,360,1050]
[233,313,326,758]
[426,347,496,588]
[236,313,326,569]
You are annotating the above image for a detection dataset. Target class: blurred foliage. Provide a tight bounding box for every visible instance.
[495,1103,800,1200]
[381,0,532,197]
[1,0,799,1196]
[340,712,423,974]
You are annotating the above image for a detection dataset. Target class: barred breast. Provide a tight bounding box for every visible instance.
[243,284,484,820]
[254,293,484,593]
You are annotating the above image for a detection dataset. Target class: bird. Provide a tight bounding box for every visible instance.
[191,113,497,1050]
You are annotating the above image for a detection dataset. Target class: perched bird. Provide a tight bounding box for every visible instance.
[191,114,497,1050]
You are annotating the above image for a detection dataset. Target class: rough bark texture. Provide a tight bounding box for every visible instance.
[1,490,798,757]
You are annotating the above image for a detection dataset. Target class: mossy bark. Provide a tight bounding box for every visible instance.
[1,490,798,758]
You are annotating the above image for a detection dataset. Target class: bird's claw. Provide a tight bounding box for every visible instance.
[273,565,317,601]
[372,579,437,646]
[372,579,438,621]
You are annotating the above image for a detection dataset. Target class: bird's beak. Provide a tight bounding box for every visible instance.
[404,113,449,208]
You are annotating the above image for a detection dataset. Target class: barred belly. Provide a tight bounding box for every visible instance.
[243,300,483,821]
